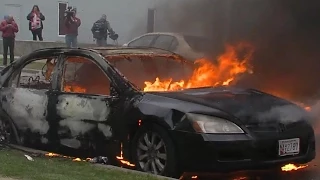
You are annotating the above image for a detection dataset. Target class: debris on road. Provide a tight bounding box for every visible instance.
[89,156,109,165]
[24,155,34,161]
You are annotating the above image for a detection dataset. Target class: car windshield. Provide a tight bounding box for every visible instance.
[183,35,213,54]
[105,55,194,91]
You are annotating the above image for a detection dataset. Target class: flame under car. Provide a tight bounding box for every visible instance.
[0,47,315,178]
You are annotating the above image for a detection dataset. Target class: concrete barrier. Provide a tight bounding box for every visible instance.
[0,40,116,57]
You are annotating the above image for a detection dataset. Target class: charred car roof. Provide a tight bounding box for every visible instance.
[6,46,190,68]
[18,46,192,64]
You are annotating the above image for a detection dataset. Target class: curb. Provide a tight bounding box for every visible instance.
[7,144,178,180]
[0,66,40,74]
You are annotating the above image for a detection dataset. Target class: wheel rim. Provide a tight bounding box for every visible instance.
[0,119,11,144]
[137,131,167,175]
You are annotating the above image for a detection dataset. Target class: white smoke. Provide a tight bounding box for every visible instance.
[257,104,307,124]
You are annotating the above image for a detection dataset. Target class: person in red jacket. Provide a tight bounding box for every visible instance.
[64,7,81,48]
[0,16,19,65]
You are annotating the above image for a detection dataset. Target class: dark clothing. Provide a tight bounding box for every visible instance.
[96,38,107,46]
[0,20,19,38]
[27,12,45,30]
[91,19,114,40]
[2,37,15,65]
[31,28,43,41]
[65,34,78,48]
[64,17,81,35]
[0,20,18,65]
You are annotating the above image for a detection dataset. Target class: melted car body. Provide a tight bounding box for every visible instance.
[0,47,315,178]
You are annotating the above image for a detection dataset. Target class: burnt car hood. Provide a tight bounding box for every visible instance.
[147,87,310,125]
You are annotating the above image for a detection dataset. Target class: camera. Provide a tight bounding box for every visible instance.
[65,6,75,18]
[109,33,119,41]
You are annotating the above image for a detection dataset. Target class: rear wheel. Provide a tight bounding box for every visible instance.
[131,123,179,178]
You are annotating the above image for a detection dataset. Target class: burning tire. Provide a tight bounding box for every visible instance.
[131,123,179,177]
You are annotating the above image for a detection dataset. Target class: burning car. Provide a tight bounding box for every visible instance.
[0,46,315,178]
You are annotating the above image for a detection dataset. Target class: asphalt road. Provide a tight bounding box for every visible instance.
[181,135,320,180]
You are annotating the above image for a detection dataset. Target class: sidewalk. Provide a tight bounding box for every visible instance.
[0,66,40,74]
[0,54,42,74]
[0,55,20,59]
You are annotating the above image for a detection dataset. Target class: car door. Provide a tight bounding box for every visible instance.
[0,54,60,145]
[127,34,158,47]
[52,54,119,152]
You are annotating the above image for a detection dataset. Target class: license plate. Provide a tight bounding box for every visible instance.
[278,138,300,156]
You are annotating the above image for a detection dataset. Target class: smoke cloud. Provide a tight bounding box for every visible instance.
[257,104,308,124]
[152,0,320,103]
[140,0,320,133]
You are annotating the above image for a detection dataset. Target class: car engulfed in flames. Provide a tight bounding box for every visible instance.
[56,43,312,174]
[0,44,315,178]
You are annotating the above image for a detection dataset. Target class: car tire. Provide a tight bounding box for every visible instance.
[131,123,180,178]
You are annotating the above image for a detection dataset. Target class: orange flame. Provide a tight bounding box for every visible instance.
[45,152,92,162]
[233,177,249,180]
[72,158,82,162]
[64,84,87,93]
[281,164,308,171]
[305,106,311,111]
[45,153,60,157]
[143,43,254,92]
[116,143,135,167]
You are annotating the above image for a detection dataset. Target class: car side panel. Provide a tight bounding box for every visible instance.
[0,88,49,135]
[54,93,115,149]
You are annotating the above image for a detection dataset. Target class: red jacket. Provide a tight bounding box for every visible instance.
[0,20,19,38]
[64,17,81,35]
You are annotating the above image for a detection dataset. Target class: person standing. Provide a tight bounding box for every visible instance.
[0,16,18,66]
[64,8,81,48]
[91,14,115,47]
[27,5,45,41]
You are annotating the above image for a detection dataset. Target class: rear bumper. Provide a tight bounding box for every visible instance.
[171,126,316,172]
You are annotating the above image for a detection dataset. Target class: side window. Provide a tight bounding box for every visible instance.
[111,56,189,90]
[152,35,174,50]
[62,56,111,96]
[112,57,153,89]
[128,35,156,47]
[11,57,58,90]
[169,38,179,51]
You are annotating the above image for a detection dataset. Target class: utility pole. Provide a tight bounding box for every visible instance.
[146,0,157,33]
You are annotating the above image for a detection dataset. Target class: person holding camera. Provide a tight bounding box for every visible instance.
[0,16,18,66]
[27,5,45,41]
[64,7,81,48]
[91,14,115,46]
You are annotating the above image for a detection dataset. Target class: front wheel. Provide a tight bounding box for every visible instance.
[131,123,180,178]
